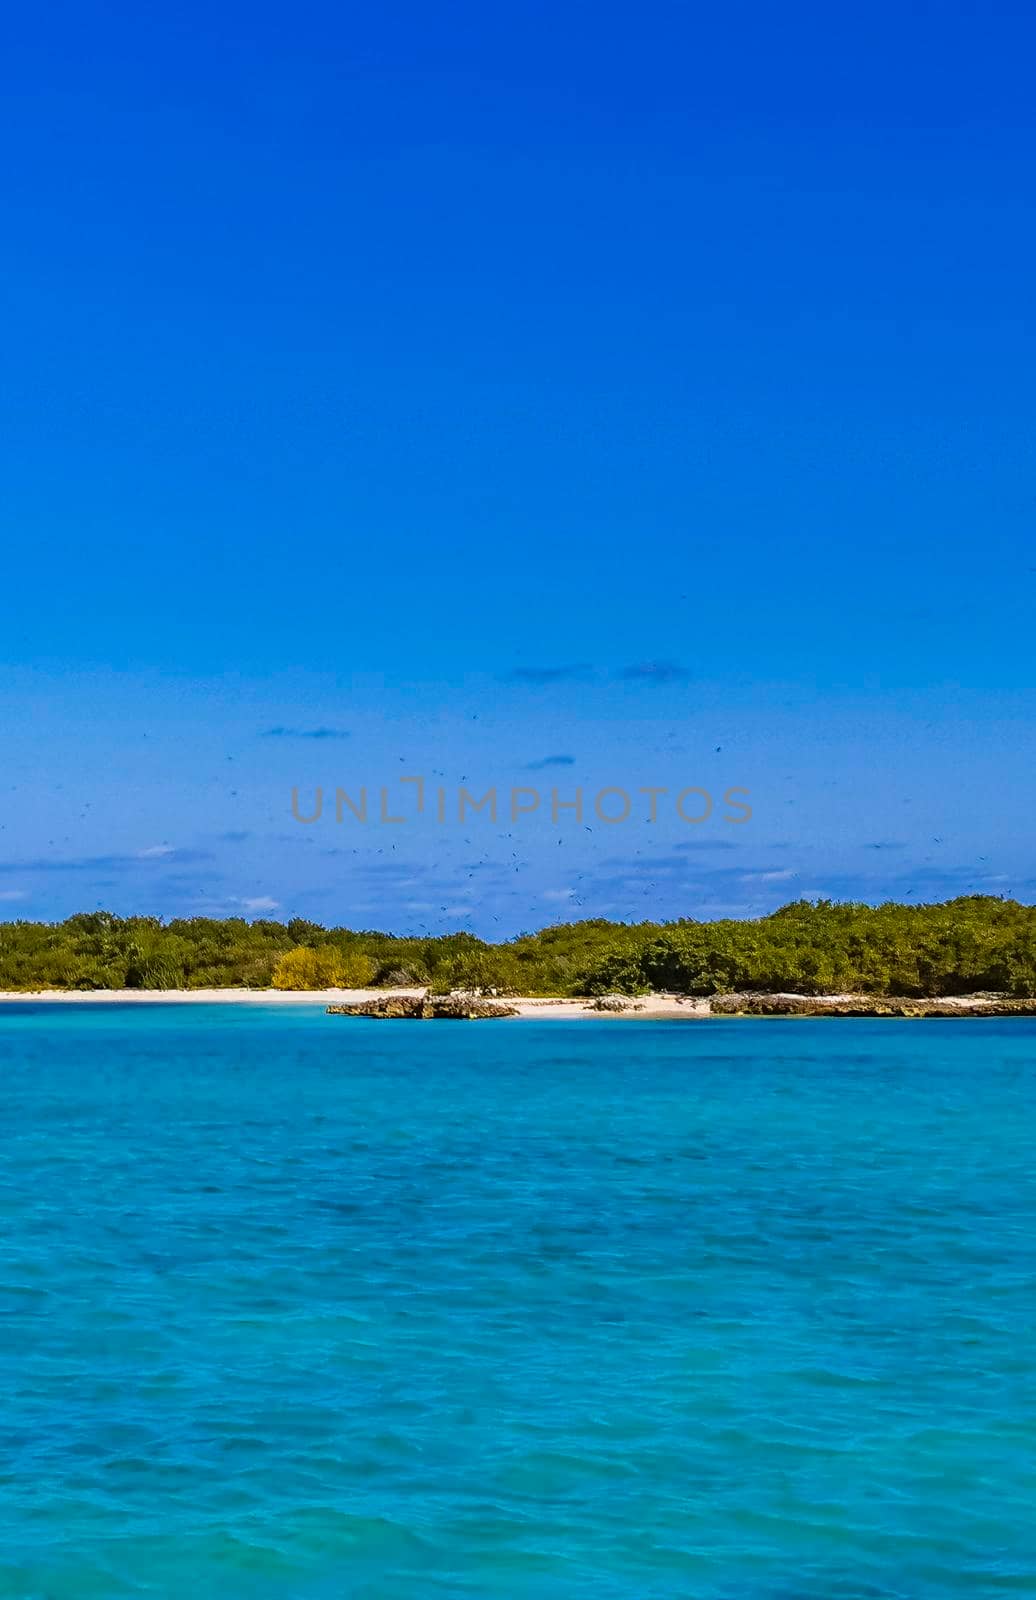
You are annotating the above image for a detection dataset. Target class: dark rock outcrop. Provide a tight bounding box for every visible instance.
[327,994,518,1020]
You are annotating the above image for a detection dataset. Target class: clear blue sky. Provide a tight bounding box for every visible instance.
[2,0,1034,933]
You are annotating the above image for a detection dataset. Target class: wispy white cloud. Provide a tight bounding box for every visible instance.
[0,848,211,874]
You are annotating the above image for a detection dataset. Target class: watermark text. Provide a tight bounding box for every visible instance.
[289,780,752,827]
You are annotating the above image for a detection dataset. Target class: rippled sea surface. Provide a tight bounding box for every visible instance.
[2,1007,1036,1598]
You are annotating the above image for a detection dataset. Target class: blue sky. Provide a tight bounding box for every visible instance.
[2,0,1034,933]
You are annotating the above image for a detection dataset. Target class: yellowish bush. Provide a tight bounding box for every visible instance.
[271,946,375,990]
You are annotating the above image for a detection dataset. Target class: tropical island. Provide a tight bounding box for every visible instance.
[1,897,1035,1014]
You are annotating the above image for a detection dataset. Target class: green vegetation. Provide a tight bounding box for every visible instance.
[1,898,1035,995]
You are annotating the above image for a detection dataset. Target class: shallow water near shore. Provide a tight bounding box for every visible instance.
[2,1006,1035,1597]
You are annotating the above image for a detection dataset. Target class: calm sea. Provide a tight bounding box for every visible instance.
[2,1006,1035,1598]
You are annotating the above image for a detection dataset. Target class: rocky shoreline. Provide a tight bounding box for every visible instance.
[325,991,1036,1021]
[707,994,1036,1017]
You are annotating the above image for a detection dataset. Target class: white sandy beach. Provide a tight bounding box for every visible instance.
[1,990,1019,1018]
[0,987,709,1018]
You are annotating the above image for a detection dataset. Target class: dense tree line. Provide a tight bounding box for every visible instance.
[1,898,1034,996]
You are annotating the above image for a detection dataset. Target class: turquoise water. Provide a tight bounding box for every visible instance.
[2,1008,1035,1598]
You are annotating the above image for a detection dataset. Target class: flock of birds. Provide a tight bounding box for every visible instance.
[3,718,996,928]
